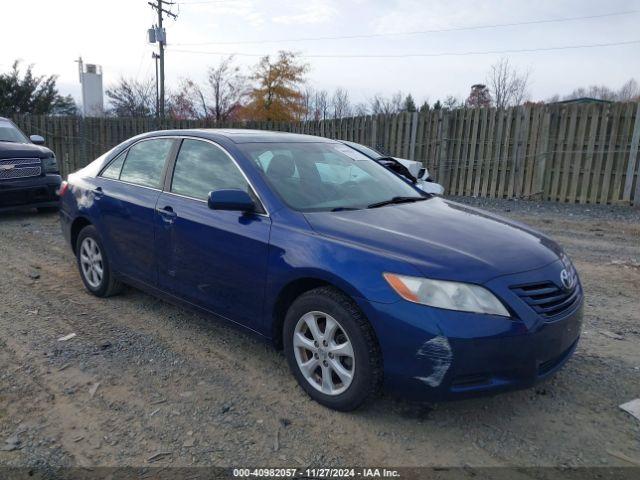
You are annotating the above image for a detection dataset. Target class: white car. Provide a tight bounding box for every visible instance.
[339,141,445,195]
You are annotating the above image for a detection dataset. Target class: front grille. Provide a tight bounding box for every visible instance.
[0,158,42,180]
[511,281,581,319]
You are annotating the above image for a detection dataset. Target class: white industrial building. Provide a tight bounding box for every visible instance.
[77,57,104,117]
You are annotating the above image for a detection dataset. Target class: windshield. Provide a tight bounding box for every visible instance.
[0,120,29,143]
[341,140,385,159]
[238,142,423,212]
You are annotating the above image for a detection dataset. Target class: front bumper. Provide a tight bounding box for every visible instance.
[359,260,583,401]
[0,174,61,211]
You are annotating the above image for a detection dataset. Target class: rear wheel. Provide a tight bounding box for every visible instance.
[283,286,382,411]
[76,225,123,297]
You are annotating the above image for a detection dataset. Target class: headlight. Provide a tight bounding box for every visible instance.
[43,156,59,173]
[383,273,510,317]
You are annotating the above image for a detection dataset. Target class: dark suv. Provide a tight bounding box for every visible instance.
[0,117,60,212]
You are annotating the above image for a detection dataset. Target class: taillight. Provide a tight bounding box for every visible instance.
[58,181,69,197]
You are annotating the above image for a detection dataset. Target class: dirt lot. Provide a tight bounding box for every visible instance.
[1,198,639,470]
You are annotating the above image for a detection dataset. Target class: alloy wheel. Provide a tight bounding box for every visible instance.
[293,311,355,395]
[79,237,104,288]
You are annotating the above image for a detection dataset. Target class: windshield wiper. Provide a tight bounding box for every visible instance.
[367,196,426,209]
[330,206,360,212]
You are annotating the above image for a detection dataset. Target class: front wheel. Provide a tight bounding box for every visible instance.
[283,287,382,411]
[76,225,123,297]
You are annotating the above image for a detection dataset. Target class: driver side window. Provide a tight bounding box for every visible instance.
[171,139,250,201]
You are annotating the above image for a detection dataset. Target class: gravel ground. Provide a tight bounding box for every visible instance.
[0,198,639,471]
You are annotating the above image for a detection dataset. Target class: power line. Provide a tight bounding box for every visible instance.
[171,39,640,59]
[174,10,638,46]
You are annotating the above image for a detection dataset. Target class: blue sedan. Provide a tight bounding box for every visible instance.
[59,129,583,411]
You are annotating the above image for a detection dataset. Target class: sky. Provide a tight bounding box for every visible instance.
[1,0,639,108]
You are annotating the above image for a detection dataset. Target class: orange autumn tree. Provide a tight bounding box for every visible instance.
[242,51,308,121]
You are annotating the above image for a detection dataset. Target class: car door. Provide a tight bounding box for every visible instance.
[93,137,175,286]
[155,138,271,332]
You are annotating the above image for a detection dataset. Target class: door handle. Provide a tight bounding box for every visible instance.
[157,205,177,223]
[92,186,103,199]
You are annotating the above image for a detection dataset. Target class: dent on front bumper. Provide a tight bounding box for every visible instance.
[359,260,583,401]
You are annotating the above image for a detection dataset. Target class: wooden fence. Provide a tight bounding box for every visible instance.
[10,101,640,206]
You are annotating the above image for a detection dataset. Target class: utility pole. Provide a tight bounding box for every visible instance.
[152,53,160,118]
[148,0,177,119]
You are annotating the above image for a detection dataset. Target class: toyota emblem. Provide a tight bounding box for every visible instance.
[560,269,574,290]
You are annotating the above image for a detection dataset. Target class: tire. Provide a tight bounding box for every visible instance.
[37,206,59,213]
[283,286,383,411]
[75,225,123,297]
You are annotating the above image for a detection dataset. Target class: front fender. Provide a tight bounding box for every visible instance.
[262,218,418,335]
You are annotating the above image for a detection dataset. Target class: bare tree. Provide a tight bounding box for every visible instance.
[106,77,156,117]
[207,56,247,122]
[563,85,616,102]
[369,92,404,114]
[300,86,315,121]
[552,78,639,103]
[169,78,207,119]
[314,89,329,120]
[618,78,640,101]
[369,95,386,114]
[487,57,531,109]
[442,95,460,110]
[167,56,248,121]
[331,88,351,118]
[353,102,369,116]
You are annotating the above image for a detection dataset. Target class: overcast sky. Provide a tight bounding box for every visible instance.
[2,0,639,107]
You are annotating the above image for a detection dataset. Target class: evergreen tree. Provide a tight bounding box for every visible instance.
[403,94,417,112]
[0,60,78,115]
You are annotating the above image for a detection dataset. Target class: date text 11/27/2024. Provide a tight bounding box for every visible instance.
[232,468,401,478]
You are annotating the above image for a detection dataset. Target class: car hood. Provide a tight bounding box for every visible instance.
[0,141,53,160]
[303,197,562,284]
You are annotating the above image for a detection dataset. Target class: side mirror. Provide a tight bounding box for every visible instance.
[30,135,45,145]
[208,189,255,212]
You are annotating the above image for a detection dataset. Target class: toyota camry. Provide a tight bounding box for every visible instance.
[59,129,583,411]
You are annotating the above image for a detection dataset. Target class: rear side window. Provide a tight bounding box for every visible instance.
[171,139,249,200]
[101,152,126,179]
[118,139,173,188]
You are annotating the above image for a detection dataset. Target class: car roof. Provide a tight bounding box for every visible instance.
[144,128,339,144]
